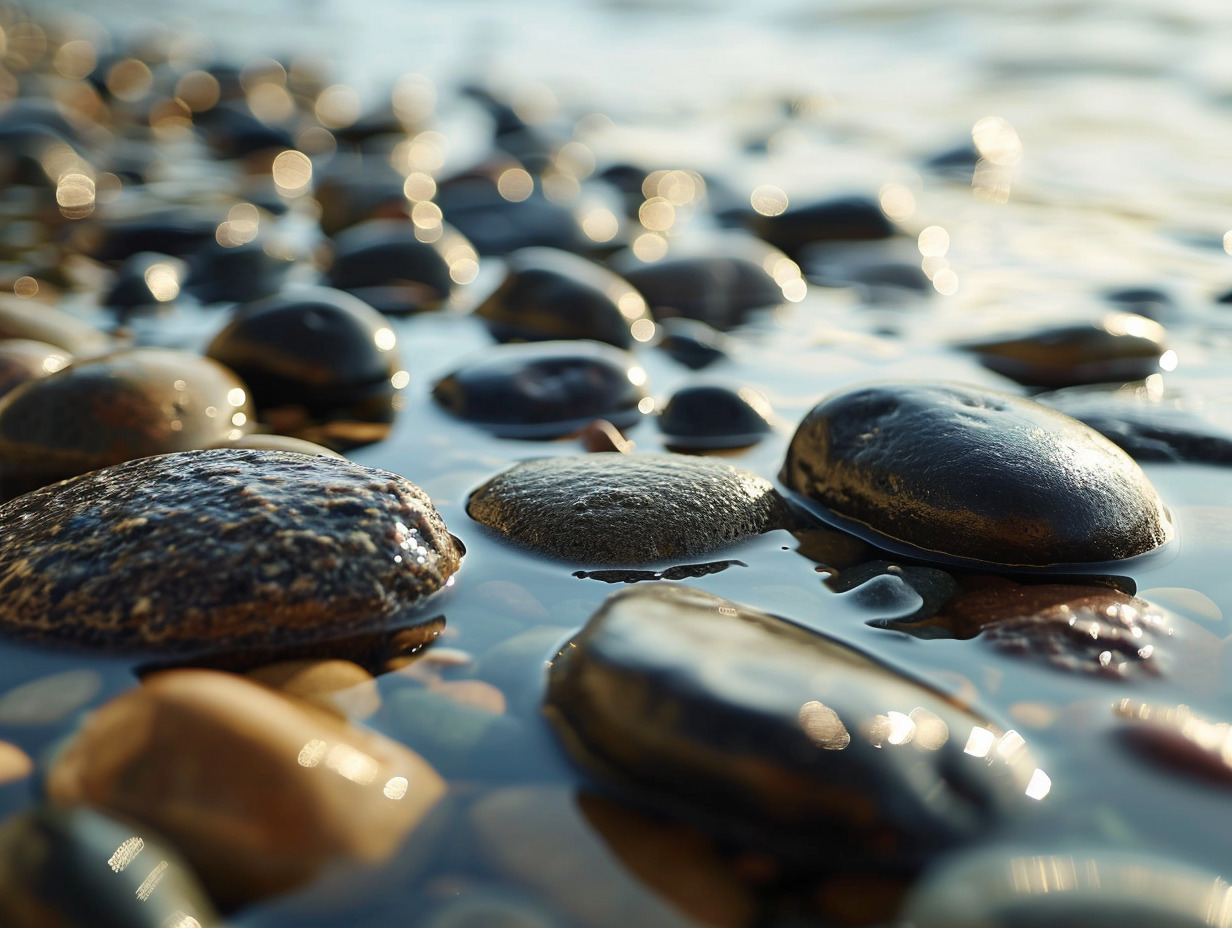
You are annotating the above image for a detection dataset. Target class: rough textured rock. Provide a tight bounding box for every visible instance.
[467,454,789,565]
[780,381,1173,568]
[45,668,446,909]
[0,449,462,656]
[544,584,1048,867]
[433,340,649,438]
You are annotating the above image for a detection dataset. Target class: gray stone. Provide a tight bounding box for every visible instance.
[466,454,790,565]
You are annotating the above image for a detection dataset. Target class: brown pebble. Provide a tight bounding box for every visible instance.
[246,659,380,719]
[0,740,32,786]
[428,679,507,714]
[579,419,634,453]
[45,668,446,909]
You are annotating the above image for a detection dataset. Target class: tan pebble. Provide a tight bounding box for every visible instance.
[45,668,446,909]
[246,659,381,719]
[387,646,474,679]
[579,419,634,453]
[428,679,507,715]
[471,784,755,928]
[0,741,32,785]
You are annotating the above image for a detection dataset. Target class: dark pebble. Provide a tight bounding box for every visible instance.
[432,340,649,439]
[657,381,774,451]
[721,194,896,259]
[780,380,1173,569]
[654,317,732,370]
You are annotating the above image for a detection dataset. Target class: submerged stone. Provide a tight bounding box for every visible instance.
[0,449,462,657]
[467,454,789,565]
[544,584,1048,867]
[432,340,648,438]
[0,339,70,399]
[780,381,1173,569]
[474,248,655,348]
[961,313,1167,388]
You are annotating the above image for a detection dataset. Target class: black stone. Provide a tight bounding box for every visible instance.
[657,382,774,450]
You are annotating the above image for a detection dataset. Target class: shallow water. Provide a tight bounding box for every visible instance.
[10,0,1232,924]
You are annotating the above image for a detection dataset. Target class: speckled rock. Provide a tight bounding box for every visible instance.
[0,449,462,657]
[961,314,1167,387]
[45,668,446,909]
[474,248,655,348]
[0,805,220,928]
[544,584,1048,867]
[0,347,255,497]
[466,454,789,565]
[900,844,1232,928]
[433,340,649,438]
[780,381,1173,568]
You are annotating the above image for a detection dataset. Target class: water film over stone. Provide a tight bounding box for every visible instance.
[2,0,1232,925]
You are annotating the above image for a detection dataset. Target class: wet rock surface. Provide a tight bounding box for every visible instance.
[325,219,467,315]
[474,247,655,348]
[0,805,221,928]
[657,382,775,451]
[467,454,790,565]
[961,314,1168,388]
[45,668,446,909]
[0,347,255,496]
[432,340,649,438]
[0,449,462,657]
[544,584,1047,866]
[780,381,1173,568]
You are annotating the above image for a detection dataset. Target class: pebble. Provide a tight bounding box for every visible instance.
[474,247,655,348]
[432,340,649,438]
[206,285,403,449]
[185,237,291,306]
[0,741,31,786]
[655,318,732,370]
[724,194,895,259]
[961,313,1168,387]
[657,382,775,451]
[102,251,185,315]
[44,668,447,909]
[246,659,380,719]
[1113,699,1232,787]
[900,843,1232,928]
[0,294,110,356]
[325,219,466,315]
[544,584,1050,867]
[466,453,790,565]
[0,805,220,928]
[780,380,1173,568]
[469,785,756,928]
[0,338,70,398]
[0,347,255,496]
[1037,384,1232,465]
[436,179,588,257]
[579,418,635,453]
[0,449,462,658]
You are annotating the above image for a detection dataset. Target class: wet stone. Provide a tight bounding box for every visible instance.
[0,448,463,657]
[185,237,291,305]
[0,294,110,356]
[0,805,220,928]
[900,843,1232,928]
[780,380,1173,569]
[960,313,1168,388]
[657,382,774,451]
[206,286,402,449]
[325,219,462,315]
[544,584,1048,867]
[436,180,588,257]
[313,155,410,238]
[0,347,255,496]
[45,668,447,910]
[722,194,896,260]
[466,453,790,566]
[609,252,788,331]
[655,318,731,370]
[0,338,70,398]
[474,247,655,348]
[433,340,649,439]
[1037,385,1232,465]
[103,251,184,315]
[1113,699,1232,787]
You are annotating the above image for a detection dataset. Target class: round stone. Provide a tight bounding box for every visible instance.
[657,382,774,451]
[780,381,1173,569]
[544,584,1048,866]
[0,339,70,399]
[326,219,469,315]
[0,295,110,357]
[0,347,255,497]
[474,248,655,348]
[0,448,463,657]
[466,454,789,565]
[432,340,649,439]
